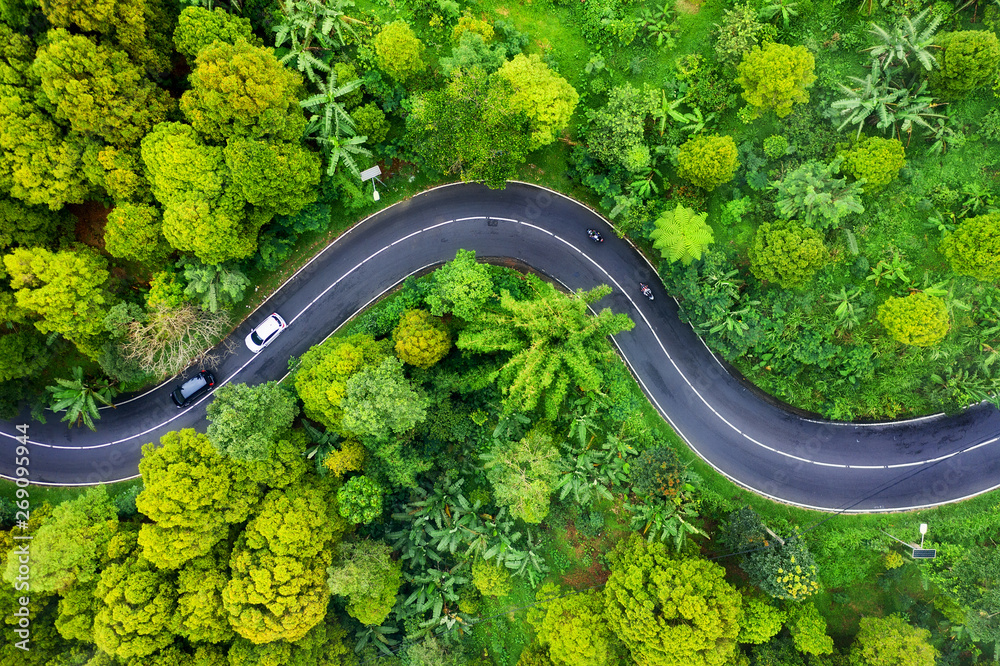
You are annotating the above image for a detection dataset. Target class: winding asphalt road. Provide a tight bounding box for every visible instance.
[4,181,1000,512]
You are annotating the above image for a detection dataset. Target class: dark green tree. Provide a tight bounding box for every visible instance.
[206,381,300,461]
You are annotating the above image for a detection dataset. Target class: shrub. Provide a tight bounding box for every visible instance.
[375,21,425,82]
[763,135,788,159]
[336,476,384,524]
[630,446,686,500]
[736,42,816,118]
[842,137,905,192]
[452,15,494,43]
[393,308,452,369]
[939,212,1000,281]
[471,558,513,597]
[932,30,1000,98]
[322,439,366,478]
[351,103,389,144]
[713,1,772,67]
[677,134,740,191]
[750,220,828,288]
[877,292,950,347]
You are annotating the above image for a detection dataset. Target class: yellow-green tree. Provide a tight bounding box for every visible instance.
[736,42,816,118]
[749,220,828,288]
[175,544,234,644]
[495,54,579,151]
[104,203,171,266]
[224,482,344,643]
[4,246,114,356]
[31,29,173,147]
[940,212,1000,281]
[737,594,786,644]
[0,196,72,250]
[180,39,307,143]
[223,138,321,215]
[877,292,949,347]
[471,558,513,597]
[426,248,495,320]
[788,602,834,656]
[527,583,624,666]
[374,21,425,82]
[604,535,744,666]
[393,308,452,369]
[931,30,1000,99]
[173,6,257,61]
[483,429,560,523]
[850,614,937,666]
[842,137,905,192]
[649,203,714,265]
[326,539,401,626]
[676,134,739,191]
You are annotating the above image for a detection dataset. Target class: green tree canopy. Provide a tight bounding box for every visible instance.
[326,539,402,626]
[842,136,906,192]
[585,83,659,173]
[425,248,495,320]
[440,31,508,78]
[677,134,739,191]
[788,602,834,656]
[457,274,634,418]
[136,429,264,569]
[224,481,343,643]
[4,246,113,356]
[931,30,1000,98]
[604,535,744,666]
[877,292,949,347]
[527,583,624,666]
[495,53,579,151]
[175,544,234,644]
[737,594,786,644]
[471,557,513,597]
[749,220,828,288]
[223,138,321,215]
[408,66,532,189]
[206,381,300,461]
[650,203,715,265]
[173,6,257,61]
[104,203,171,266]
[772,158,865,230]
[393,308,452,369]
[736,42,816,118]
[180,39,307,143]
[940,212,1000,281]
[350,102,389,144]
[31,29,173,147]
[374,20,425,82]
[850,614,937,666]
[340,356,429,440]
[483,428,560,523]
[336,475,384,525]
[0,196,72,250]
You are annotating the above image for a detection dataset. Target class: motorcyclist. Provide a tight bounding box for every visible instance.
[639,283,653,299]
[587,228,603,242]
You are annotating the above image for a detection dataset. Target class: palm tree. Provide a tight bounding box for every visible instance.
[758,0,799,28]
[46,367,118,431]
[831,62,907,138]
[301,67,371,179]
[299,66,363,133]
[274,0,364,84]
[865,7,941,72]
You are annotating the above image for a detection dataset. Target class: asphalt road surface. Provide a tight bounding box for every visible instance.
[4,181,1000,513]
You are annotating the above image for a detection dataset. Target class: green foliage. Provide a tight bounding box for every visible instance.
[713,2,772,67]
[327,539,402,626]
[136,429,264,569]
[483,429,560,523]
[723,507,820,601]
[585,83,659,172]
[175,545,234,644]
[762,135,788,159]
[294,333,392,430]
[0,197,71,250]
[336,475,384,524]
[393,308,452,369]
[496,53,579,151]
[181,260,251,312]
[2,486,115,594]
[749,220,828,288]
[737,594,786,644]
[224,138,321,215]
[604,535,744,666]
[771,158,865,230]
[456,274,634,418]
[5,246,113,356]
[224,481,342,642]
[426,248,494,320]
[104,203,170,266]
[440,31,507,78]
[677,134,739,191]
[877,292,949,347]
[866,7,941,72]
[850,614,937,666]
[471,557,512,597]
[649,203,715,265]
[45,366,118,431]
[206,381,300,461]
[841,137,905,192]
[340,356,429,439]
[173,6,257,60]
[375,20,425,82]
[32,29,173,148]
[736,43,816,118]
[180,39,307,143]
[408,67,532,189]
[350,102,389,144]
[97,146,151,203]
[453,14,494,43]
[527,584,623,666]
[940,212,1000,281]
[630,446,686,501]
[273,0,360,85]
[931,30,1000,99]
[788,602,834,656]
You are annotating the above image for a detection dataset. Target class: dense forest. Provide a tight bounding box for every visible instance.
[2,0,1000,664]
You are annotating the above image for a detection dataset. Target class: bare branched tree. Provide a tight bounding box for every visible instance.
[121,305,234,378]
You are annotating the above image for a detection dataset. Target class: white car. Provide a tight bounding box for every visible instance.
[246,313,287,353]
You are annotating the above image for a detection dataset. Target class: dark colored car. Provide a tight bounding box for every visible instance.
[170,370,216,408]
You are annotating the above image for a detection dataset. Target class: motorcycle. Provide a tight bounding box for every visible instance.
[586,228,604,243]
[639,283,654,301]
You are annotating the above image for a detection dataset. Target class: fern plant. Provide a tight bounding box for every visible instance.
[770,158,865,230]
[649,203,714,265]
